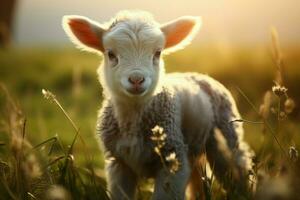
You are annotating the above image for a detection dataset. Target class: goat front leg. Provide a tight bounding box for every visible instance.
[152,153,190,200]
[106,159,137,200]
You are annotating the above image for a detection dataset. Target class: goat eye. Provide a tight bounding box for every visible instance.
[107,50,118,64]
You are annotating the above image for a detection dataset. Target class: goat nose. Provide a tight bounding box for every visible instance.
[128,74,145,85]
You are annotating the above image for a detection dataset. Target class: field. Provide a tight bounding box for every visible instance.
[0,40,300,199]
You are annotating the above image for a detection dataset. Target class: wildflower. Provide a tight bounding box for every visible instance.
[150,132,167,144]
[289,146,298,162]
[151,125,166,153]
[272,85,287,97]
[151,125,164,136]
[284,98,295,114]
[151,126,181,174]
[165,152,180,174]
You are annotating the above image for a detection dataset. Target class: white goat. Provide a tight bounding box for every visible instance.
[62,10,255,200]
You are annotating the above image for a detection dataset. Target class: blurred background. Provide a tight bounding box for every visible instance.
[3,0,300,46]
[0,1,299,199]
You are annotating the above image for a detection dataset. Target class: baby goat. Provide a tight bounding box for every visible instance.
[63,10,255,200]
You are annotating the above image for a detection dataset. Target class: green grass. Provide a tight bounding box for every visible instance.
[0,43,299,199]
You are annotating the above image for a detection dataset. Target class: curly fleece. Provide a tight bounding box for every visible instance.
[97,73,254,185]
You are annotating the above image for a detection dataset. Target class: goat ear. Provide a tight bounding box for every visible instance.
[160,16,201,53]
[62,15,106,53]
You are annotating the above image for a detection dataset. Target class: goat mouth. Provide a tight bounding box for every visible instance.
[125,87,147,96]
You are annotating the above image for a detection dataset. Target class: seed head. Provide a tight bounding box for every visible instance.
[272,85,287,97]
[165,152,180,174]
[284,98,295,114]
[289,146,298,162]
[42,89,56,103]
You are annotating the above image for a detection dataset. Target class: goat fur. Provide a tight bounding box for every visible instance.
[63,10,255,200]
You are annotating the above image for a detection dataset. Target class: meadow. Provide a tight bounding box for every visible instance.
[0,36,300,199]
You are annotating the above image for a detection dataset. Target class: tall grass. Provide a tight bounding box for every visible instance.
[196,29,300,200]
[0,85,109,200]
[0,29,299,199]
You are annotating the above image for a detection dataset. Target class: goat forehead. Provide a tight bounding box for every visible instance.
[103,21,165,52]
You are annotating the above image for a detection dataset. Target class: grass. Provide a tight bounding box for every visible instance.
[0,31,300,199]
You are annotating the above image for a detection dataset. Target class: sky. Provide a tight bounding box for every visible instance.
[13,0,300,46]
